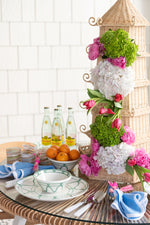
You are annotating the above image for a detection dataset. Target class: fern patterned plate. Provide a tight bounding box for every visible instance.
[15,175,89,201]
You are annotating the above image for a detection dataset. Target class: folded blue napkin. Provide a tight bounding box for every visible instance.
[0,161,54,179]
[111,189,148,220]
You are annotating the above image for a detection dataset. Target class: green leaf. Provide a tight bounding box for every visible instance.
[126,163,134,176]
[87,89,103,99]
[134,165,145,191]
[114,102,123,109]
[137,166,150,174]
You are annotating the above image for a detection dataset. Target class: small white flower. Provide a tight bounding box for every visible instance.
[95,143,135,175]
[91,60,134,100]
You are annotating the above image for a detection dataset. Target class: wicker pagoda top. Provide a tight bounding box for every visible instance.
[96,0,150,27]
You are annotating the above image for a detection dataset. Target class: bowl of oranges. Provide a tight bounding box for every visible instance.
[46,144,80,171]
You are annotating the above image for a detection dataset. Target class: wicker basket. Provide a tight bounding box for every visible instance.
[80,0,150,183]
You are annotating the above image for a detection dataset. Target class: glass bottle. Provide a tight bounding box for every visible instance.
[51,108,62,146]
[41,107,51,146]
[65,107,77,146]
[57,105,65,144]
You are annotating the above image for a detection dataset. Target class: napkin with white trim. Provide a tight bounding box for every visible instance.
[111,189,148,220]
[0,161,54,179]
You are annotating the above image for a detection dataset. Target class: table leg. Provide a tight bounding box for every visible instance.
[13,215,27,225]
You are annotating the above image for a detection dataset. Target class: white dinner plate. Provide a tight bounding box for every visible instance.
[15,175,89,201]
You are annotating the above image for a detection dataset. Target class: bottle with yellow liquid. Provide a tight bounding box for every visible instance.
[41,107,51,146]
[51,108,62,146]
[57,105,65,144]
[65,107,77,146]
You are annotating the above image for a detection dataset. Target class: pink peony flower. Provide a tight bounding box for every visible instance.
[99,107,115,115]
[91,138,100,153]
[128,158,136,166]
[88,43,100,60]
[144,173,150,182]
[83,100,95,110]
[107,56,127,69]
[112,118,121,131]
[93,37,101,45]
[79,155,91,177]
[133,148,150,169]
[114,94,123,102]
[121,126,135,145]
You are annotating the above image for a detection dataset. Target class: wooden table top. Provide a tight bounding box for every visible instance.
[0,172,150,225]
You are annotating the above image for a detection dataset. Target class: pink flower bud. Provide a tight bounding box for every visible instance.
[144,173,150,182]
[107,108,115,115]
[112,118,121,131]
[127,159,136,167]
[114,94,123,102]
[83,100,95,110]
[99,107,115,115]
[99,107,107,114]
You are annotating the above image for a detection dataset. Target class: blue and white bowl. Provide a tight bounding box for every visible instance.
[48,158,79,171]
[34,169,71,194]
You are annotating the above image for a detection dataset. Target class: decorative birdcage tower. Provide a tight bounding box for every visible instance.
[80,0,150,182]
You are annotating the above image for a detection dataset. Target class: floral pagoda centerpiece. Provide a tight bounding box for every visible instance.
[79,0,150,188]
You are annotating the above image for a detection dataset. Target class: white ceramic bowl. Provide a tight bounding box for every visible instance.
[33,169,71,193]
[48,158,79,171]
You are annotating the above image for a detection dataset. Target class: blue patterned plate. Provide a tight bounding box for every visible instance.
[15,175,89,201]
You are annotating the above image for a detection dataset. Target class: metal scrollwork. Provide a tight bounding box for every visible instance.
[79,101,86,109]
[88,17,98,26]
[131,16,135,26]
[80,124,87,134]
[83,73,92,83]
[86,45,90,54]
[97,17,103,26]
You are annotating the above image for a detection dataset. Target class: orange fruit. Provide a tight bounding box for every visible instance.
[69,149,80,160]
[46,147,58,159]
[59,144,70,154]
[56,152,69,161]
[51,145,59,151]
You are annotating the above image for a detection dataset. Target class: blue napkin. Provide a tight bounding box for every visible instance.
[111,189,148,220]
[0,161,54,179]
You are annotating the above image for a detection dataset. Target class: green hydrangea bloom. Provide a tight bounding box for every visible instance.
[90,115,124,147]
[100,29,138,67]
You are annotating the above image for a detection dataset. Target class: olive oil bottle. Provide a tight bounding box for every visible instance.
[65,107,77,146]
[51,108,62,146]
[41,107,51,146]
[57,105,65,144]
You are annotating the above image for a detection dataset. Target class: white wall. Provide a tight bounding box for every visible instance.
[0,0,149,145]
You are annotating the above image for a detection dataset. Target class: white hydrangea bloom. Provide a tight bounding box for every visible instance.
[94,143,135,175]
[91,60,134,100]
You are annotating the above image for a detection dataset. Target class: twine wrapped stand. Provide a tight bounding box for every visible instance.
[80,0,150,183]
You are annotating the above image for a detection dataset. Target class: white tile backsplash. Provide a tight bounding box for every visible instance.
[10,23,30,46]
[0,47,18,69]
[18,93,39,114]
[2,0,21,21]
[0,71,8,92]
[31,23,45,45]
[0,23,9,45]
[19,47,38,69]
[22,0,35,21]
[0,0,149,143]
[0,93,17,115]
[54,0,71,22]
[8,71,28,92]
[8,115,34,136]
[36,0,53,22]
